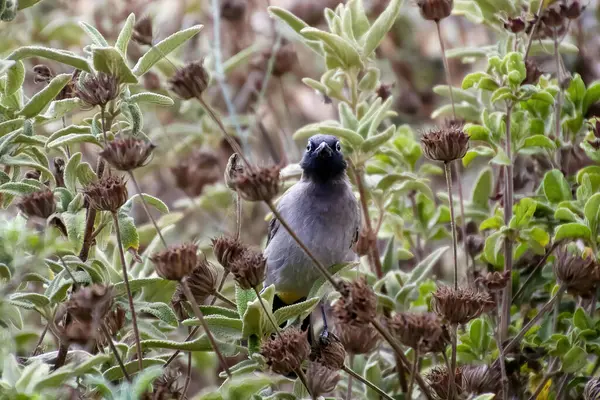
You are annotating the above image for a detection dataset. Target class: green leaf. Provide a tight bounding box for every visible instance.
[79,21,110,46]
[573,307,591,330]
[471,168,492,209]
[92,46,138,84]
[19,74,71,118]
[182,315,244,342]
[319,125,364,146]
[7,46,91,72]
[64,152,82,194]
[116,13,136,55]
[46,133,101,149]
[510,198,537,229]
[301,28,362,68]
[362,0,402,57]
[542,170,572,204]
[361,125,394,153]
[125,194,169,214]
[5,61,25,96]
[584,193,600,236]
[520,135,556,150]
[117,211,139,251]
[9,292,50,308]
[462,146,495,167]
[0,119,24,136]
[267,6,309,34]
[235,284,257,320]
[567,74,586,108]
[0,182,44,196]
[129,92,174,107]
[554,223,591,243]
[132,25,204,76]
[138,302,179,327]
[113,278,176,298]
[104,358,165,381]
[529,90,555,104]
[273,297,319,325]
[562,346,587,373]
[554,207,579,222]
[583,81,600,113]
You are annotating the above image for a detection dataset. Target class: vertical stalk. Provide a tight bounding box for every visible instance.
[346,354,354,400]
[407,347,420,399]
[101,323,131,382]
[494,294,509,400]
[128,172,168,248]
[441,351,457,399]
[450,324,458,398]
[181,332,192,399]
[453,164,469,279]
[500,104,514,342]
[444,162,459,289]
[112,212,144,373]
[180,279,232,377]
[435,21,456,119]
[342,365,394,400]
[553,30,563,141]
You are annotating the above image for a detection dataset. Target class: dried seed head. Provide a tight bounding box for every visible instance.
[17,190,56,219]
[168,61,210,100]
[416,0,453,21]
[64,320,95,346]
[310,331,346,370]
[211,235,247,272]
[32,64,53,84]
[421,125,469,162]
[307,362,341,397]
[465,235,485,258]
[462,365,502,396]
[554,245,600,298]
[132,16,153,46]
[432,285,494,325]
[561,1,584,19]
[75,72,120,108]
[376,83,393,101]
[100,138,155,171]
[171,150,221,196]
[585,378,600,400]
[231,165,281,202]
[224,153,244,191]
[541,5,565,27]
[150,243,199,281]
[333,319,380,354]
[504,17,526,33]
[426,366,463,400]
[229,248,266,290]
[389,312,449,353]
[179,256,218,303]
[475,271,511,293]
[153,369,183,400]
[221,0,246,21]
[83,175,128,212]
[261,327,311,375]
[67,284,114,322]
[334,278,378,323]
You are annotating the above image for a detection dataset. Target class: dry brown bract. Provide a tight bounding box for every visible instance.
[554,246,600,298]
[310,332,346,370]
[100,138,155,171]
[211,235,246,272]
[171,150,221,196]
[389,312,449,353]
[261,327,311,375]
[333,278,378,324]
[475,271,511,293]
[307,362,341,398]
[132,16,153,47]
[17,190,56,219]
[75,72,119,108]
[421,125,469,163]
[432,285,494,325]
[426,366,463,400]
[150,243,199,281]
[461,365,502,397]
[585,378,600,400]
[231,165,281,202]
[333,316,380,355]
[416,0,453,21]
[229,248,266,290]
[83,175,128,212]
[173,256,218,308]
[168,61,209,100]
[67,284,113,322]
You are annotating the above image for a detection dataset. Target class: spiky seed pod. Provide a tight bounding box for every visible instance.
[432,285,494,325]
[67,284,114,322]
[17,190,56,219]
[416,0,453,21]
[475,271,511,293]
[104,304,125,336]
[221,0,246,21]
[100,138,156,171]
[168,61,210,100]
[334,278,378,323]
[83,175,128,212]
[426,366,463,400]
[229,248,266,290]
[554,245,600,298]
[179,256,218,303]
[231,165,281,202]
[224,153,244,191]
[152,369,183,400]
[334,319,380,355]
[524,60,544,85]
[75,72,120,108]
[64,320,95,346]
[150,243,199,281]
[132,16,153,46]
[504,17,526,33]
[461,365,502,396]
[585,378,600,400]
[261,327,311,375]
[211,235,246,272]
[421,125,469,162]
[171,150,221,196]
[561,1,584,19]
[389,312,449,353]
[310,331,346,370]
[307,362,341,397]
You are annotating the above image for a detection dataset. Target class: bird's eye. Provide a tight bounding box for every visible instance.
[306,142,312,151]
[335,142,341,152]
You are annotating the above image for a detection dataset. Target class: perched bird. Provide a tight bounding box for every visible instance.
[265,134,360,313]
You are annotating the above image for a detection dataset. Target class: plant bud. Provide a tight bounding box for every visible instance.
[310,331,346,370]
[421,124,469,163]
[17,190,56,219]
[307,362,341,397]
[261,327,311,375]
[416,0,453,21]
[229,248,266,290]
[231,165,281,202]
[150,243,199,281]
[132,17,153,46]
[100,138,155,171]
[431,285,494,325]
[168,61,210,100]
[75,72,120,108]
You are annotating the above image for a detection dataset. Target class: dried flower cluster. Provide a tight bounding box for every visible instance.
[17,190,56,219]
[83,175,128,212]
[229,248,266,290]
[334,278,378,324]
[230,165,281,202]
[389,312,448,352]
[168,61,210,100]
[554,245,600,298]
[100,138,155,171]
[421,125,469,163]
[151,243,199,281]
[432,285,494,325]
[260,327,311,375]
[75,72,120,107]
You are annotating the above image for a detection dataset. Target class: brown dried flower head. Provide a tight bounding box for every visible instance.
[17,190,56,219]
[333,278,378,324]
[98,304,126,347]
[585,378,600,400]
[168,61,210,100]
[75,72,120,107]
[153,369,183,400]
[390,312,449,353]
[475,270,511,293]
[461,364,502,396]
[231,165,281,202]
[178,256,218,303]
[171,150,221,196]
[524,60,544,85]
[541,5,564,27]
[504,17,526,33]
[334,319,380,355]
[221,0,246,21]
[421,125,469,163]
[554,245,600,298]
[83,175,128,212]
[100,138,156,171]
[376,83,394,101]
[432,285,494,325]
[416,0,453,21]
[229,248,266,290]
[67,284,114,322]
[561,1,584,20]
[211,235,246,272]
[307,362,341,398]
[150,243,199,281]
[261,327,311,375]
[64,319,95,346]
[310,331,346,370]
[426,366,463,400]
[132,16,153,46]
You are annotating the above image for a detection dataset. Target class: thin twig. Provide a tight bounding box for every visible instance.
[235,191,242,240]
[444,162,459,289]
[346,354,354,400]
[450,324,458,398]
[79,158,105,261]
[101,323,131,382]
[342,365,395,400]
[213,291,237,308]
[453,163,469,281]
[494,295,509,400]
[211,272,230,306]
[31,323,49,357]
[182,332,192,400]
[513,241,559,302]
[57,255,78,288]
[524,0,545,61]
[128,172,168,248]
[163,327,199,368]
[407,346,420,399]
[112,211,144,373]
[436,20,456,119]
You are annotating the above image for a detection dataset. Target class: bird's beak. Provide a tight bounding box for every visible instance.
[314,142,332,158]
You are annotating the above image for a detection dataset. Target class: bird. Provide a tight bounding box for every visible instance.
[264,134,360,327]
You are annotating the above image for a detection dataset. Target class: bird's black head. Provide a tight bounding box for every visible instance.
[300,134,347,182]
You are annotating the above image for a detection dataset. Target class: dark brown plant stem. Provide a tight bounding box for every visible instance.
[394,353,409,393]
[180,279,232,377]
[409,192,422,261]
[265,201,341,291]
[524,0,545,61]
[370,319,434,400]
[500,103,514,342]
[435,20,456,118]
[407,346,419,399]
[444,162,459,290]
[235,191,242,240]
[31,323,49,357]
[112,211,144,373]
[128,172,168,248]
[342,365,395,400]
[441,351,457,399]
[346,354,354,400]
[100,106,109,146]
[58,255,78,289]
[182,332,192,400]
[79,158,105,261]
[494,294,509,400]
[351,165,383,278]
[101,323,131,382]
[53,341,70,371]
[553,30,563,142]
[450,324,458,397]
[213,291,237,308]
[513,241,559,301]
[454,163,469,280]
[164,327,198,368]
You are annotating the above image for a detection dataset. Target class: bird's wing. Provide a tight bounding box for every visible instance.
[266,214,279,248]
